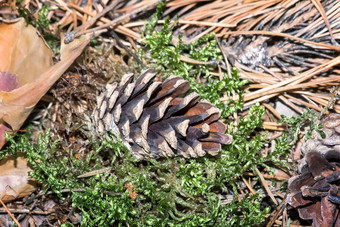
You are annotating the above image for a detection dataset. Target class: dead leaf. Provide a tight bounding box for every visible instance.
[0,19,53,86]
[0,18,91,149]
[0,153,36,203]
[0,72,20,92]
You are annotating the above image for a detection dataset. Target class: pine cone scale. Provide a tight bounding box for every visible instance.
[148,78,190,106]
[112,104,121,123]
[288,114,340,226]
[150,122,178,150]
[164,93,200,119]
[201,142,221,155]
[108,90,119,108]
[106,83,118,97]
[209,121,227,132]
[98,98,107,119]
[299,204,318,220]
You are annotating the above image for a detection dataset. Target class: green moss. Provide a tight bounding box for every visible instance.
[16,0,53,29]
[279,108,324,141]
[2,127,272,226]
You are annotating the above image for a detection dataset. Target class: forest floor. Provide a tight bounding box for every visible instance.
[0,0,340,226]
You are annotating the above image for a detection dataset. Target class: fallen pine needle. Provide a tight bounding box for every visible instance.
[255,167,278,205]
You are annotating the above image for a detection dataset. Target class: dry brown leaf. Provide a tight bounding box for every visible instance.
[0,18,91,149]
[0,153,36,203]
[0,19,53,85]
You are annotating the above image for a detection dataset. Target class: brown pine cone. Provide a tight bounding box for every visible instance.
[288,114,340,227]
[93,68,232,160]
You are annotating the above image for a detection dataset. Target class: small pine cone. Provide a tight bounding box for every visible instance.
[288,114,340,227]
[93,69,232,160]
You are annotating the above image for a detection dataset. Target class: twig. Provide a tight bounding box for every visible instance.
[266,194,287,227]
[110,30,144,67]
[73,0,120,34]
[76,0,163,37]
[241,175,255,195]
[0,199,21,227]
[124,19,235,28]
[0,208,53,215]
[274,220,309,227]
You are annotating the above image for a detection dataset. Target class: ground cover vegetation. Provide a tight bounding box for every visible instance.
[0,0,339,226]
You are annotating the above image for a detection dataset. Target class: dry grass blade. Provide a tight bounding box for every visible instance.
[218,30,340,51]
[244,172,289,181]
[72,0,120,34]
[262,122,285,131]
[242,56,340,101]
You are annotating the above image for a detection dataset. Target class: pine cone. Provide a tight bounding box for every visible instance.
[288,114,340,227]
[93,69,232,160]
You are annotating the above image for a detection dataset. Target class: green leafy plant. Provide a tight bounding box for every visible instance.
[273,108,325,164]
[279,108,324,141]
[16,0,54,30]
